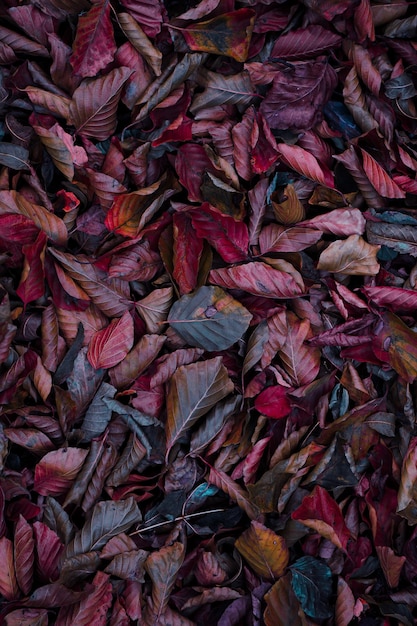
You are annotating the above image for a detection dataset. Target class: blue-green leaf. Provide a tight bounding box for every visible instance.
[290,556,333,619]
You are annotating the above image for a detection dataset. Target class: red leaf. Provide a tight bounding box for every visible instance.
[175,143,216,202]
[210,261,305,299]
[292,485,351,551]
[70,0,116,77]
[0,536,19,600]
[0,214,39,244]
[299,208,366,236]
[277,143,335,188]
[34,448,89,496]
[254,386,291,419]
[87,310,134,370]
[16,231,47,306]
[172,212,204,294]
[119,0,163,38]
[33,522,64,583]
[361,148,405,198]
[14,515,34,595]
[70,571,113,625]
[189,204,249,263]
[363,286,417,313]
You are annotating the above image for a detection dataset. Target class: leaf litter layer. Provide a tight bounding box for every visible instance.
[0,0,417,623]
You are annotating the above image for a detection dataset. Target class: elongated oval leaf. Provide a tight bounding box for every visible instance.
[235,521,289,579]
[70,0,116,78]
[210,261,304,299]
[87,311,134,370]
[65,497,140,559]
[69,67,132,141]
[34,448,89,496]
[317,235,380,275]
[169,286,252,352]
[290,556,333,620]
[166,356,234,456]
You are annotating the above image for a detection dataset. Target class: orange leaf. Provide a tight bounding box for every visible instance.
[235,521,289,579]
[87,310,134,370]
[176,9,255,62]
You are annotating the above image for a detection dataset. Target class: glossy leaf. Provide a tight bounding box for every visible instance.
[235,521,289,579]
[169,286,252,352]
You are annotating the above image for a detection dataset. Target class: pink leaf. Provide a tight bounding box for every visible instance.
[87,310,134,370]
[210,261,305,299]
[34,448,89,496]
[361,148,405,198]
[277,142,335,188]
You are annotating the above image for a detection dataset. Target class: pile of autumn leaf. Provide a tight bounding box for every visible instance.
[2,0,417,624]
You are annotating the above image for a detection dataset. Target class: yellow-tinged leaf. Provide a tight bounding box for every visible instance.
[235,521,289,579]
[8,191,68,246]
[376,311,417,383]
[174,9,255,63]
[317,234,380,275]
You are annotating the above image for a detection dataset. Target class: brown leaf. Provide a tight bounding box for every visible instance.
[317,235,380,275]
[69,67,132,141]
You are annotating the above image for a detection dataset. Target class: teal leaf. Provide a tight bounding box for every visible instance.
[290,556,333,620]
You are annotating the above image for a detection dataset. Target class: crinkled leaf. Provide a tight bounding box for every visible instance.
[70,0,116,78]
